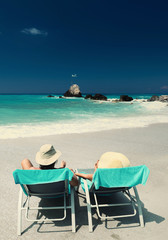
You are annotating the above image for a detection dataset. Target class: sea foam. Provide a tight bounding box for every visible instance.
[0,95,168,139]
[0,114,168,139]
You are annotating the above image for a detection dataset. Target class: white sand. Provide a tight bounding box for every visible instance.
[0,123,168,240]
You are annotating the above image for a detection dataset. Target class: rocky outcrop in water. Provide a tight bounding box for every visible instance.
[85,94,107,101]
[148,95,168,102]
[120,95,133,101]
[64,84,82,97]
[85,94,93,99]
[47,95,54,97]
[147,95,159,101]
[159,95,168,102]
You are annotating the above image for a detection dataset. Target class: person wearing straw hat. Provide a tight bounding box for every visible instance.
[75,152,131,181]
[21,144,78,186]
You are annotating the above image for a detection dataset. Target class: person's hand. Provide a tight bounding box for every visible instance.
[60,161,66,168]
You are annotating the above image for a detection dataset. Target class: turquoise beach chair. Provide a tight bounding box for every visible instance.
[77,165,149,232]
[13,168,76,235]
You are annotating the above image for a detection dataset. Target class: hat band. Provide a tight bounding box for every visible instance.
[41,148,56,159]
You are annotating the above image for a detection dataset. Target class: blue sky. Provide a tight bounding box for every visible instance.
[0,0,168,94]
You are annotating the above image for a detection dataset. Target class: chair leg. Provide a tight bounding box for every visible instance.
[87,202,93,233]
[133,186,144,227]
[71,187,76,232]
[83,179,93,232]
[17,186,23,235]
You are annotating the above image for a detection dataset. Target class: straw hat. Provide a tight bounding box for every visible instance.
[35,144,62,166]
[98,152,130,168]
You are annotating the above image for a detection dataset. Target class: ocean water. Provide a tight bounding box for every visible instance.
[0,94,168,139]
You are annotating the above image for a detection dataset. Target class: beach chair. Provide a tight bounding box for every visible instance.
[13,168,76,235]
[77,165,149,232]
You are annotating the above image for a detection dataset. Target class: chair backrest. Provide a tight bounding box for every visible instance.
[13,168,74,196]
[92,165,150,190]
[89,184,128,194]
[25,180,67,197]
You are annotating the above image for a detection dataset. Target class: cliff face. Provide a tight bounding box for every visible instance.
[64,84,82,97]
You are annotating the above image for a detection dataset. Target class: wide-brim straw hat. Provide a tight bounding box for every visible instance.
[35,144,62,166]
[98,152,130,168]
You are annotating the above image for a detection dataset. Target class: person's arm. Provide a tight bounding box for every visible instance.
[75,172,93,182]
[21,158,40,170]
[54,161,67,169]
[74,160,99,182]
[59,160,66,168]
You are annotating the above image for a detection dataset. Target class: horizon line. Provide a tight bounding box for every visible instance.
[0,92,167,95]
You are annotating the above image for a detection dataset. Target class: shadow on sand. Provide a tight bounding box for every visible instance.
[22,190,165,234]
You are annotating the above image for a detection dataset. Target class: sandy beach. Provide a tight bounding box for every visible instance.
[1,123,168,240]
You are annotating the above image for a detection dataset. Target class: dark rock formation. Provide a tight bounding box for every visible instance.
[120,95,133,101]
[85,94,93,99]
[85,94,107,101]
[47,95,54,97]
[64,84,82,97]
[147,95,159,101]
[93,94,107,101]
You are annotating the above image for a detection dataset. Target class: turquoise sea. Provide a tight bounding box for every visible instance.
[0,94,168,139]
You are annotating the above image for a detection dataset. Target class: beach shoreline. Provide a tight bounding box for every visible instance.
[0,94,168,140]
[1,122,168,239]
